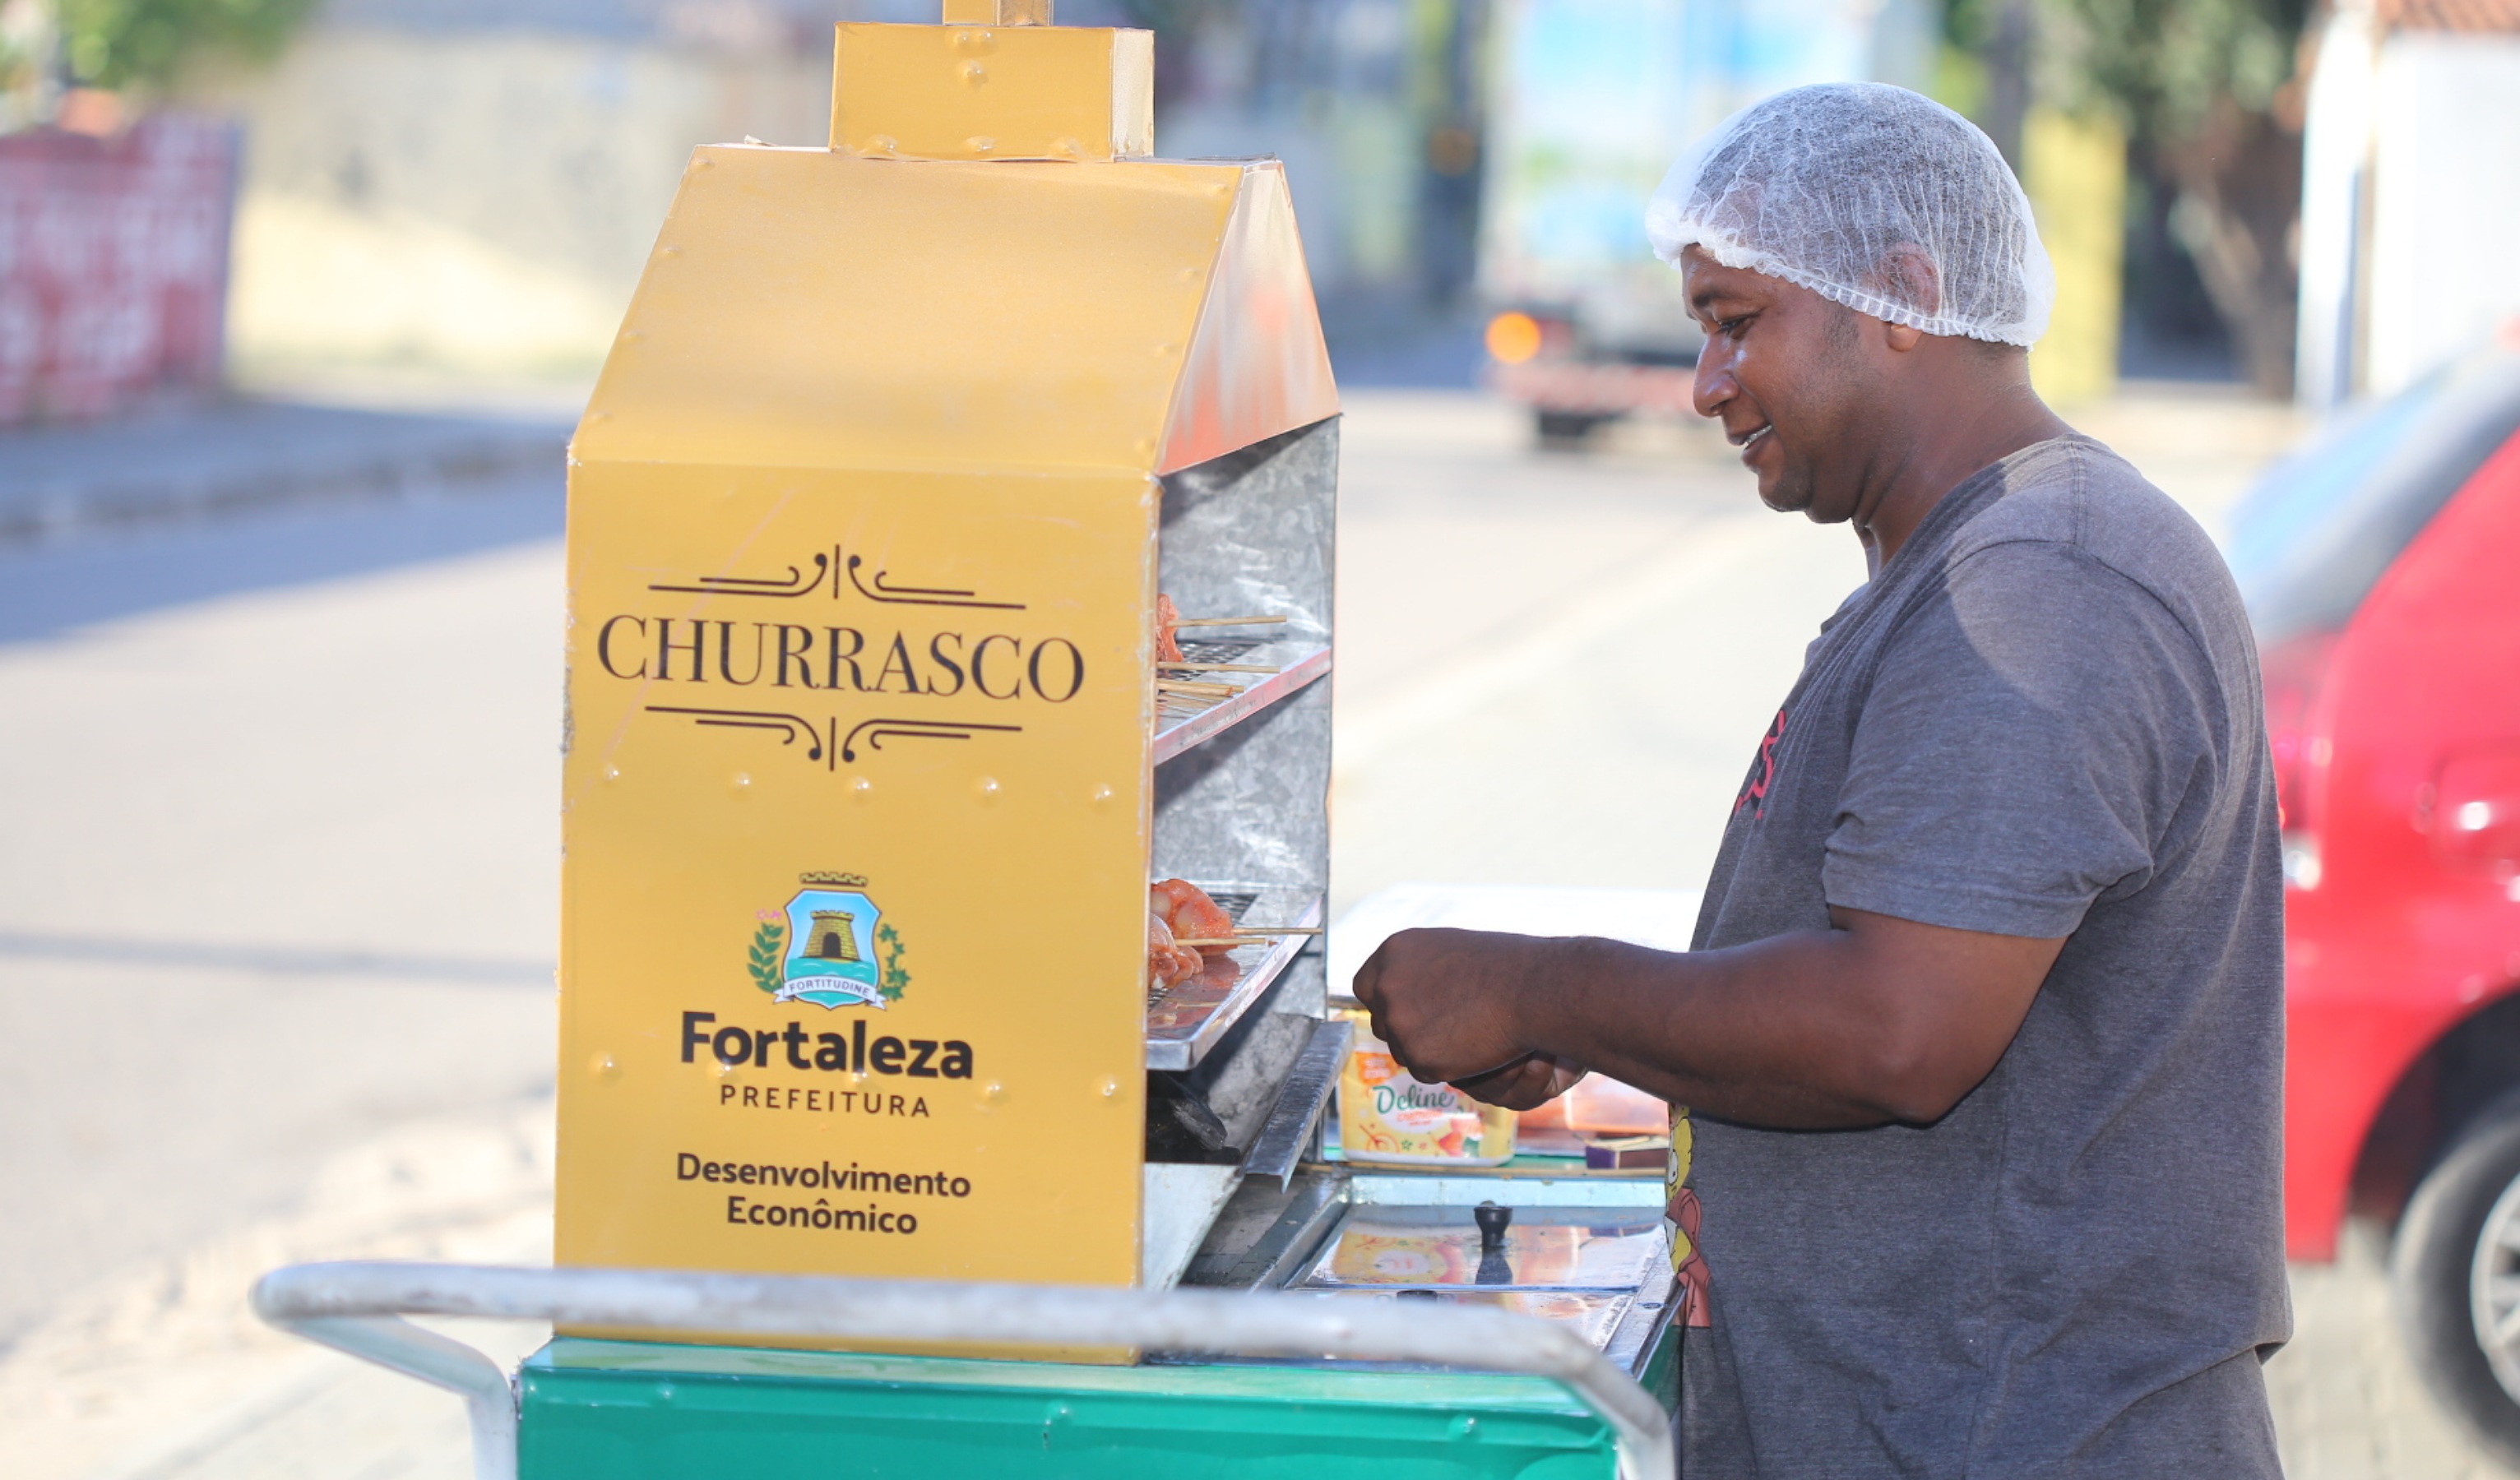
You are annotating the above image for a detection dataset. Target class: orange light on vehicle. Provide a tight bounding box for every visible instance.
[1485,311,1544,365]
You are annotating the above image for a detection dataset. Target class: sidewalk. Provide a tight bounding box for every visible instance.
[0,397,572,548]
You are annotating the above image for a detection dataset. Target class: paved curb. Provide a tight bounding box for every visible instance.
[0,400,572,548]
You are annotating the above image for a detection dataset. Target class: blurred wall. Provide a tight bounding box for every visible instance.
[202,28,821,375]
[2298,12,2520,406]
[2023,107,2124,407]
[2363,35,2520,395]
[186,0,1467,379]
[190,18,828,377]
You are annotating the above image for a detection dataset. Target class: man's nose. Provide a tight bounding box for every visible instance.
[1693,344,1736,420]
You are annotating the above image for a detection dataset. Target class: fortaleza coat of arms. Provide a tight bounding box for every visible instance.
[748,872,909,1010]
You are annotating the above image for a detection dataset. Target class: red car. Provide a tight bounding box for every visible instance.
[2230,328,2520,1454]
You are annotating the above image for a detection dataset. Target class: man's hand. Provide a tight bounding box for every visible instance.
[1350,927,1590,1109]
[1350,927,1562,1083]
[1350,909,2068,1131]
[1450,1054,1589,1112]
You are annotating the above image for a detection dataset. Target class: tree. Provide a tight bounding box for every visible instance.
[19,0,317,99]
[1953,0,2311,395]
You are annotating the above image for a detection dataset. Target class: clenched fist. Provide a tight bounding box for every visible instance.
[1349,927,1590,1111]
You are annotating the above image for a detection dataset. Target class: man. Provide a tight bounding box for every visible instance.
[1353,84,2286,1475]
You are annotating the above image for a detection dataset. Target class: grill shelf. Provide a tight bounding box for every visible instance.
[1145,884,1325,1071]
[1153,638,1331,765]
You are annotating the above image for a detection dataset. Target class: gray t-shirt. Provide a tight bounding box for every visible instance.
[1677,437,2288,1477]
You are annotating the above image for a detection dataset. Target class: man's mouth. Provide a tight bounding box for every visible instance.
[1730,423,1773,453]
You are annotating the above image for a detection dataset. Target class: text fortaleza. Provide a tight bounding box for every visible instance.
[683,1012,972,1076]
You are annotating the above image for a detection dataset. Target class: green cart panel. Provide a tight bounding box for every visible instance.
[520,1334,1677,1480]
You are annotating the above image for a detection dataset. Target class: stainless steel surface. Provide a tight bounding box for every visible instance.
[1180,1167,1352,1290]
[1145,417,1336,1171]
[250,1260,1674,1480]
[1298,1206,1667,1293]
[1153,416,1333,959]
[1601,1258,1680,1380]
[1302,1288,1636,1351]
[1239,1015,1350,1185]
[1145,891,1324,1071]
[1157,417,1334,647]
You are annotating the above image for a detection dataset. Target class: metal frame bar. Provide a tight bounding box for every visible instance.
[1238,1014,1351,1184]
[252,1261,1672,1480]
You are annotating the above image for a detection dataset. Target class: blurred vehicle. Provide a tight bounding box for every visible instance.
[2227,325,2520,1458]
[1475,0,1930,442]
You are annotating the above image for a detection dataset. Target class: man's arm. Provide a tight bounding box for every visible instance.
[1350,909,2064,1129]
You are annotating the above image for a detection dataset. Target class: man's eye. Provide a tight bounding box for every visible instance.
[1718,316,1751,337]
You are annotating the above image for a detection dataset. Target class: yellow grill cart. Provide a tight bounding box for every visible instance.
[252,6,1679,1473]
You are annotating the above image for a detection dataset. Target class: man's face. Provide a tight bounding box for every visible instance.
[1681,247,1877,523]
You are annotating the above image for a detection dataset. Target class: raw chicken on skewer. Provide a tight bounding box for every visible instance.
[1150,878,1323,950]
[1153,593,1186,665]
[1151,878,1240,955]
[1147,909,1205,991]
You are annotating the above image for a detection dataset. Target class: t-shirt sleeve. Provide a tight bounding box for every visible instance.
[1820,540,2220,938]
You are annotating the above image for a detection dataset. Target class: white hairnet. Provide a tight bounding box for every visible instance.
[1645,82,2055,347]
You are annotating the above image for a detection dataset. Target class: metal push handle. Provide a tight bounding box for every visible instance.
[251,1261,1673,1480]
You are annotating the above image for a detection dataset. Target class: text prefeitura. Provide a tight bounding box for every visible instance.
[682,1012,974,1078]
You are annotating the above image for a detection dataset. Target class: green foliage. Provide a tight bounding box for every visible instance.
[56,0,322,91]
[2037,0,2306,146]
[747,921,785,995]
[1112,0,1235,39]
[876,923,910,1004]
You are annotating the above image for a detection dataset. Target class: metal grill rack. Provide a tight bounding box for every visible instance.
[1142,416,1337,1182]
[1144,885,1327,1069]
[1153,641,1336,763]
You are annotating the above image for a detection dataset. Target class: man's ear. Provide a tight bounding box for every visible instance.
[1875,243,1939,354]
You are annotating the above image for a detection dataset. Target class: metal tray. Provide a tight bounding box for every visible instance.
[1144,885,1323,1071]
[1299,1288,1636,1352]
[1297,1206,1669,1293]
[1153,640,1331,765]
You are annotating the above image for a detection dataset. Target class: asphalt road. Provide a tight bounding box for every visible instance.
[0,477,569,1348]
[2,384,2506,1478]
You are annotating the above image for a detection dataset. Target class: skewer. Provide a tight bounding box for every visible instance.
[1156,679,1240,696]
[1172,928,1323,947]
[1156,662,1275,673]
[1174,615,1289,627]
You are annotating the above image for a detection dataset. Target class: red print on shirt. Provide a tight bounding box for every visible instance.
[1735,707,1787,820]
